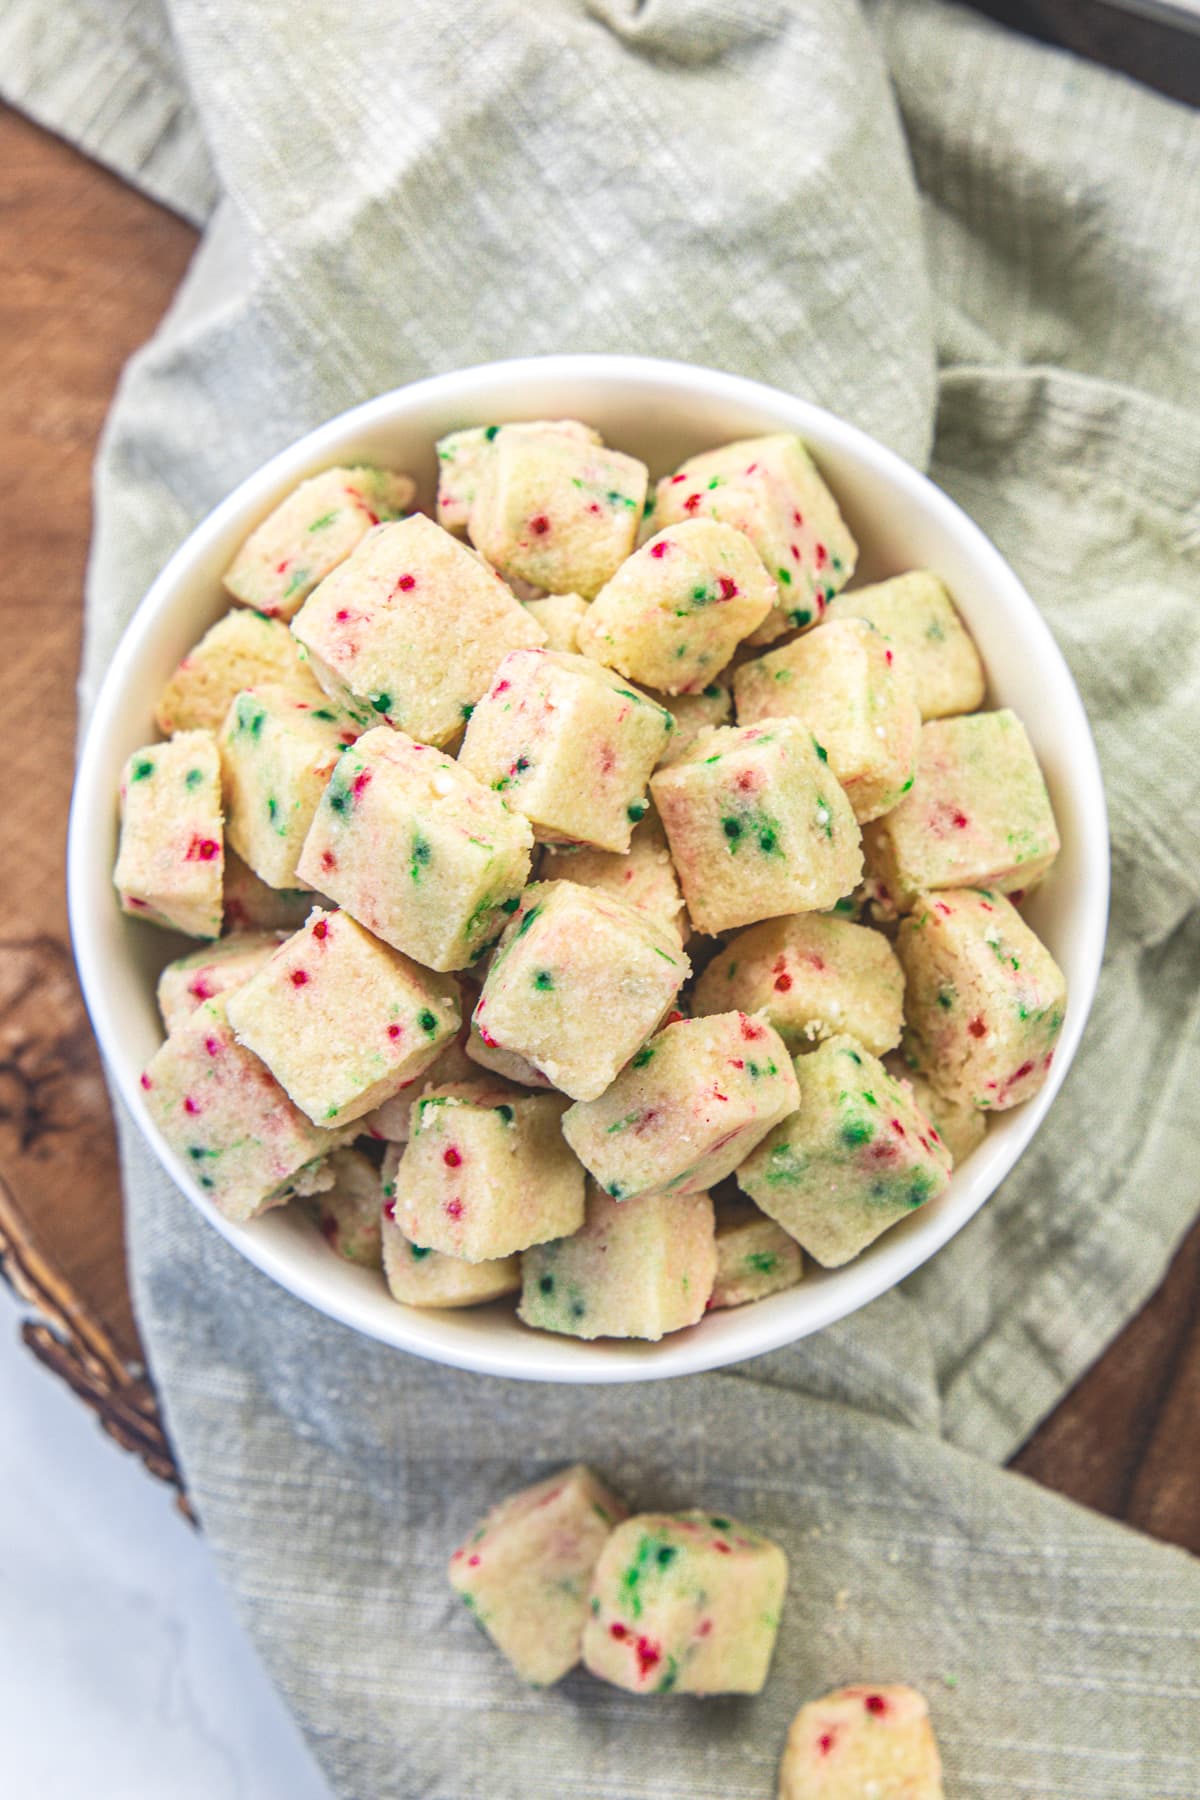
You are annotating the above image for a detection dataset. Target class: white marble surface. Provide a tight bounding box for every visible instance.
[0,1282,332,1800]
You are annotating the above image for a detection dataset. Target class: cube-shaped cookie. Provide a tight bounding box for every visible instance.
[391,1081,584,1261]
[473,881,688,1102]
[539,809,688,945]
[139,996,342,1224]
[223,465,415,620]
[226,908,460,1128]
[436,420,600,536]
[222,848,318,932]
[651,719,862,935]
[649,433,856,642]
[654,680,733,767]
[220,685,359,888]
[862,711,1060,911]
[734,618,921,822]
[828,569,985,720]
[691,913,903,1056]
[448,1464,629,1686]
[114,731,224,938]
[291,513,544,745]
[381,1152,522,1307]
[156,930,283,1035]
[884,1056,987,1165]
[738,1035,951,1267]
[459,649,673,853]
[297,727,534,970]
[522,591,589,653]
[578,519,776,695]
[300,1146,385,1267]
[897,888,1067,1111]
[779,1684,944,1800]
[583,1511,788,1695]
[467,423,648,598]
[155,608,325,734]
[562,1013,798,1201]
[709,1201,804,1310]
[519,1184,717,1340]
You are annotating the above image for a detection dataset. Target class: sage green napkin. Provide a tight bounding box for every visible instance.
[5,0,1198,1793]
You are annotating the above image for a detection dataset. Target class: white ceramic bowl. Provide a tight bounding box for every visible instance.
[69,354,1108,1382]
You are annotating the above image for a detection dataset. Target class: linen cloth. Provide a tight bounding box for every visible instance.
[5,0,1200,1792]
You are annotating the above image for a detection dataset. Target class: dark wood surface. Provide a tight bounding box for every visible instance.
[1,102,1196,1552]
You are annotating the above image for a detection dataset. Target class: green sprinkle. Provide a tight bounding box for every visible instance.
[484,425,500,441]
[746,1251,779,1275]
[516,904,541,937]
[777,567,792,585]
[607,1181,626,1199]
[495,1104,514,1124]
[184,768,204,789]
[656,1545,677,1568]
[460,702,475,722]
[369,692,392,715]
[235,694,267,737]
[539,1274,555,1295]
[841,1119,873,1147]
[533,970,554,991]
[418,1009,438,1035]
[410,1244,432,1261]
[789,607,813,628]
[709,1516,731,1532]
[631,1046,654,1069]
[411,832,432,880]
[308,509,339,532]
[627,799,648,823]
[312,707,336,721]
[131,758,155,782]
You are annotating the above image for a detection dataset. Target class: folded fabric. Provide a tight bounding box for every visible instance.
[4,0,1199,1792]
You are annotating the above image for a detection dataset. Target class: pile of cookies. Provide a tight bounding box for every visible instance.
[118,420,1066,1341]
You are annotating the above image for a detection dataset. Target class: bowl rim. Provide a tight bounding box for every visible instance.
[68,351,1110,1383]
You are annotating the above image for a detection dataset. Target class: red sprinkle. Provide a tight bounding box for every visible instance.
[716,577,738,601]
[774,973,793,992]
[815,543,828,568]
[443,1147,462,1168]
[291,970,309,987]
[819,1731,836,1755]
[609,1622,628,1641]
[697,1619,712,1637]
[184,1097,199,1115]
[494,679,511,696]
[187,837,220,862]
[530,514,551,536]
[336,609,351,622]
[635,1637,661,1678]
[792,508,804,526]
[353,770,372,797]
[312,919,329,940]
[445,1198,464,1219]
[865,1695,888,1716]
[683,493,701,513]
[739,1017,765,1041]
[1011,1060,1035,1082]
[968,1016,987,1039]
[468,1553,481,1567]
[189,979,213,1001]
[139,1072,152,1090]
[670,472,686,484]
[395,574,416,592]
[204,1037,221,1057]
[890,1117,906,1136]
[321,850,337,872]
[885,648,894,665]
[383,1198,396,1221]
[712,1540,731,1554]
[387,1023,402,1039]
[649,541,670,559]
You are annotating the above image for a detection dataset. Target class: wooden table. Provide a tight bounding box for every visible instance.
[2,105,1197,1551]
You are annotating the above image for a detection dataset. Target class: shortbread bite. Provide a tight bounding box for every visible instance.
[649,433,856,643]
[522,592,589,653]
[562,1013,797,1201]
[539,810,689,945]
[300,1146,384,1267]
[156,931,283,1035]
[583,1511,788,1695]
[381,1147,521,1305]
[436,421,600,536]
[297,728,533,970]
[828,569,985,720]
[651,720,862,935]
[735,619,921,823]
[738,1035,951,1268]
[778,1684,944,1800]
[467,423,648,598]
[655,681,733,766]
[449,1464,628,1686]
[222,849,317,932]
[518,1184,716,1340]
[578,520,776,695]
[220,686,359,888]
[709,1201,804,1310]
[862,711,1060,910]
[114,731,224,938]
[155,608,325,734]
[459,649,673,853]
[363,1020,478,1141]
[226,908,460,1128]
[691,914,903,1056]
[897,888,1067,1111]
[392,1082,583,1261]
[223,465,415,620]
[139,996,341,1224]
[473,881,687,1102]
[291,513,544,745]
[884,1056,987,1165]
